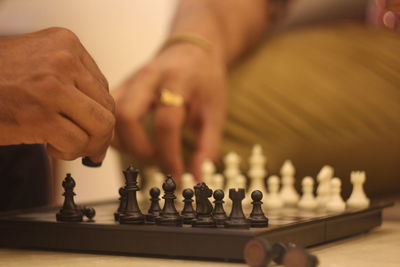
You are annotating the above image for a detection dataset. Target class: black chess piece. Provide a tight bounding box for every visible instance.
[56,173,83,222]
[249,190,268,228]
[224,188,250,228]
[119,165,145,224]
[212,189,227,226]
[181,188,196,224]
[156,175,183,226]
[114,187,127,221]
[146,187,162,223]
[192,182,216,228]
[82,207,96,222]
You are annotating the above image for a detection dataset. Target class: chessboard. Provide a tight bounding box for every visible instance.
[0,197,393,262]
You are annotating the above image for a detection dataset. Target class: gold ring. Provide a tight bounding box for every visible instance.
[160,89,184,107]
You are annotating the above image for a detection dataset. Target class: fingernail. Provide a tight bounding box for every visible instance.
[383,11,396,29]
[82,156,103,167]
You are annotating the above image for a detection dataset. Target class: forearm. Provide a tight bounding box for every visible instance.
[169,0,269,64]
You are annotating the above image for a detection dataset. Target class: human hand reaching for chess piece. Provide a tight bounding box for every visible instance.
[0,28,115,165]
[112,41,227,179]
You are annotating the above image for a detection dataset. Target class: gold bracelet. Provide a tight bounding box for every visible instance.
[159,33,214,53]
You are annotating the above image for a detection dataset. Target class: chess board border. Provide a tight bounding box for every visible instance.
[0,201,393,262]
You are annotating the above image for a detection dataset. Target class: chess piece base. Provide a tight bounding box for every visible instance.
[224,218,250,229]
[56,210,83,222]
[192,215,216,228]
[119,213,145,224]
[156,215,183,226]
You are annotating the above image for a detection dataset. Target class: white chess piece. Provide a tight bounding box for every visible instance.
[298,176,317,211]
[224,152,241,194]
[201,159,215,188]
[316,165,334,209]
[181,173,195,190]
[244,144,268,206]
[265,175,283,209]
[326,178,346,212]
[279,160,299,207]
[234,174,247,190]
[347,171,370,209]
[212,174,225,190]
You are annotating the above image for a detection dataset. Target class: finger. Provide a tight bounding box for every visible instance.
[386,0,400,12]
[114,67,161,158]
[383,11,400,31]
[153,83,187,179]
[190,116,224,179]
[78,44,109,92]
[45,115,89,160]
[74,62,115,113]
[56,85,115,163]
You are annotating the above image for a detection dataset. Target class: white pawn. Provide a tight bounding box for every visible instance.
[326,178,346,212]
[265,175,283,209]
[298,176,317,210]
[279,160,299,207]
[234,174,247,190]
[212,174,225,190]
[245,145,268,206]
[181,173,195,190]
[347,171,370,209]
[224,152,241,193]
[316,165,334,209]
[201,159,216,188]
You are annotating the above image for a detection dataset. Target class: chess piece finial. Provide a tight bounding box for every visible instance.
[225,188,250,228]
[119,165,145,224]
[56,173,83,222]
[192,182,216,227]
[156,175,183,226]
[249,190,268,227]
[181,188,196,224]
[146,187,161,223]
[212,189,227,226]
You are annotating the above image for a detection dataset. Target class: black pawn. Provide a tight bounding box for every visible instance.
[181,188,196,224]
[56,174,83,222]
[146,187,162,223]
[249,190,268,227]
[156,175,183,226]
[114,187,127,221]
[119,165,145,224]
[212,189,227,226]
[224,188,250,229]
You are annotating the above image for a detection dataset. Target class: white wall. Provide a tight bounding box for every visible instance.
[0,0,177,203]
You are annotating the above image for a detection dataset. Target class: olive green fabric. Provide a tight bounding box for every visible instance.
[222,22,400,197]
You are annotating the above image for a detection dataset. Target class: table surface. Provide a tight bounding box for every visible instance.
[1,202,399,267]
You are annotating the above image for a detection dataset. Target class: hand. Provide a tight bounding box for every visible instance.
[0,27,115,163]
[373,0,400,32]
[113,43,227,179]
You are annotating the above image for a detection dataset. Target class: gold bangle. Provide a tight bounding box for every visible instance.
[160,33,214,53]
[160,89,184,107]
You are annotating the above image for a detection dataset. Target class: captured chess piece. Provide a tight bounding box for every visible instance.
[249,190,268,227]
[192,182,216,228]
[56,174,83,222]
[181,188,196,224]
[225,188,250,228]
[82,207,96,222]
[212,189,228,226]
[243,238,273,267]
[146,187,162,223]
[156,175,183,226]
[119,165,145,224]
[282,247,319,267]
[114,187,127,221]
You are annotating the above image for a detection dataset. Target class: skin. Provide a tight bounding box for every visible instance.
[374,0,400,31]
[0,27,115,163]
[112,0,269,180]
[113,0,400,180]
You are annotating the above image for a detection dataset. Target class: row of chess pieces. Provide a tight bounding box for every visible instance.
[114,165,268,228]
[137,144,370,213]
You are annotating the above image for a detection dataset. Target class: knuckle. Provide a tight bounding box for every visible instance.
[98,112,115,136]
[136,64,158,78]
[51,50,76,67]
[48,27,79,42]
